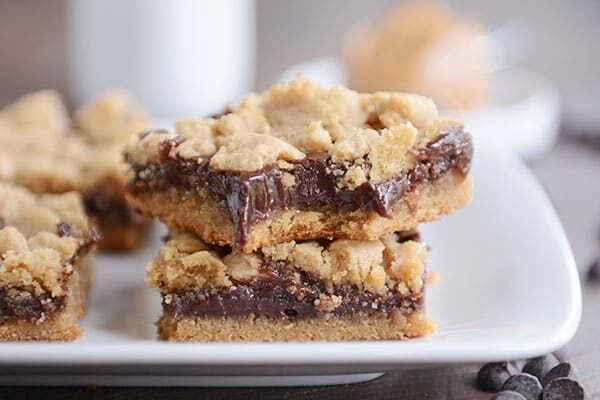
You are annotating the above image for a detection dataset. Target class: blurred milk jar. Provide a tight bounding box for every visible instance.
[68,0,255,119]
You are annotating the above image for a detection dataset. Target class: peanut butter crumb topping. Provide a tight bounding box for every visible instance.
[126,76,461,187]
[0,183,95,297]
[147,231,427,295]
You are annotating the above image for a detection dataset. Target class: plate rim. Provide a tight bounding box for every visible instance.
[0,143,581,367]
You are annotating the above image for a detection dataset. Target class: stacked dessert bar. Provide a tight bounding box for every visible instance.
[0,90,150,251]
[125,77,473,341]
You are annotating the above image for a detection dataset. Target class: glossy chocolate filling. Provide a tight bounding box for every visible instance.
[129,125,472,248]
[83,190,140,226]
[163,231,424,319]
[0,221,97,322]
[0,289,65,322]
[163,259,423,319]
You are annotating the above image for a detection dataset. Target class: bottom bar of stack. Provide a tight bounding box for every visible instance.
[147,230,434,341]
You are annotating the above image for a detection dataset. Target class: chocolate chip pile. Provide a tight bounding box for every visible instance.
[477,355,584,400]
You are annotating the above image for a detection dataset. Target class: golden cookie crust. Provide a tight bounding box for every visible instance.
[157,311,434,342]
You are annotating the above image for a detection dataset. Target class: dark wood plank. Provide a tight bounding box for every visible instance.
[0,366,489,400]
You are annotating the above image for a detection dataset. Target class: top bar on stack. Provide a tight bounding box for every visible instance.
[124,76,473,253]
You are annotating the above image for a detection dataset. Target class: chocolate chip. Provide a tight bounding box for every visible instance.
[477,362,517,392]
[491,391,527,400]
[0,217,4,229]
[542,378,584,400]
[522,355,559,380]
[587,258,600,282]
[502,373,543,400]
[542,363,573,387]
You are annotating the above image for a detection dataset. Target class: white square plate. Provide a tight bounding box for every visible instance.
[0,137,581,387]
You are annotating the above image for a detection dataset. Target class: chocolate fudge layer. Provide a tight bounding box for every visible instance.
[148,230,434,341]
[125,77,473,252]
[0,90,150,251]
[81,178,147,251]
[0,183,98,341]
[0,259,92,341]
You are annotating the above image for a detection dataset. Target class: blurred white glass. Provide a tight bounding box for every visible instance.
[67,0,255,118]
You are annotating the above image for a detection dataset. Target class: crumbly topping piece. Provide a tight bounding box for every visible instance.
[75,90,149,144]
[0,183,94,297]
[1,90,69,136]
[126,130,179,165]
[126,76,459,184]
[147,231,427,295]
[381,235,427,294]
[145,234,250,290]
[0,90,150,194]
[173,118,218,158]
[325,239,387,293]
[209,133,305,171]
[263,233,426,294]
[367,124,417,182]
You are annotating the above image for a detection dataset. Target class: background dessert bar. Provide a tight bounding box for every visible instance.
[0,183,98,341]
[0,90,150,251]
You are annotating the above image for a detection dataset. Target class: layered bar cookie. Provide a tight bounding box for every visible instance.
[125,77,473,252]
[0,183,98,341]
[0,90,150,250]
[148,230,433,341]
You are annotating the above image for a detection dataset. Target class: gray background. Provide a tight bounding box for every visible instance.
[0,0,599,130]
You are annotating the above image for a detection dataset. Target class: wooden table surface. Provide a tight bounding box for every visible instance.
[1,136,598,400]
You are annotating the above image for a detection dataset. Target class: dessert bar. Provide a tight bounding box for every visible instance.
[0,183,98,341]
[125,77,472,252]
[148,230,433,341]
[0,90,150,250]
